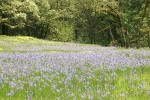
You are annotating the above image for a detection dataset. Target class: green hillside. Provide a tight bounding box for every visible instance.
[0,35,100,52]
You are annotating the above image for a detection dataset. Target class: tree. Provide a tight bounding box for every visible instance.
[118,0,150,48]
[73,0,120,45]
[0,0,27,35]
[0,0,149,47]
[0,0,40,36]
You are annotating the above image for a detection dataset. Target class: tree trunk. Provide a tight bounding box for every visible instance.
[121,27,126,47]
[138,31,141,48]
[88,29,95,44]
[2,24,8,35]
[43,24,49,39]
[126,30,130,48]
[2,13,9,35]
[148,31,150,48]
[109,27,115,46]
[136,30,141,49]
[107,5,126,47]
[74,29,79,41]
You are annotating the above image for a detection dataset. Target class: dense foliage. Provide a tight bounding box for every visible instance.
[0,0,150,47]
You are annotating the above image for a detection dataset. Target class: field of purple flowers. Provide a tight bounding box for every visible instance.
[0,36,150,99]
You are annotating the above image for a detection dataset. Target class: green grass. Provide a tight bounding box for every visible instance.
[0,35,103,53]
[0,67,150,99]
[0,35,43,42]
[0,35,150,99]
[0,35,66,52]
[0,36,75,51]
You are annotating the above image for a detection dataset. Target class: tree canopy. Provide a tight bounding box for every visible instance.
[0,0,149,47]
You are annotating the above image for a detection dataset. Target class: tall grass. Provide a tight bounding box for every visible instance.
[0,36,150,99]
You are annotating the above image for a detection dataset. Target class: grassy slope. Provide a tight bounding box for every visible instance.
[0,35,103,53]
[0,35,149,52]
[0,35,72,52]
[0,35,62,46]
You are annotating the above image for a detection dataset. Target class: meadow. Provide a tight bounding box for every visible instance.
[0,35,150,100]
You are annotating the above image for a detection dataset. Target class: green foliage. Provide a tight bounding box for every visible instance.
[0,0,149,47]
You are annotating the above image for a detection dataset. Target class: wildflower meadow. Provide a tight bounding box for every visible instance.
[0,36,150,100]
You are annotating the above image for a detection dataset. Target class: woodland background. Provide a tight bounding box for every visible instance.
[0,0,149,48]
